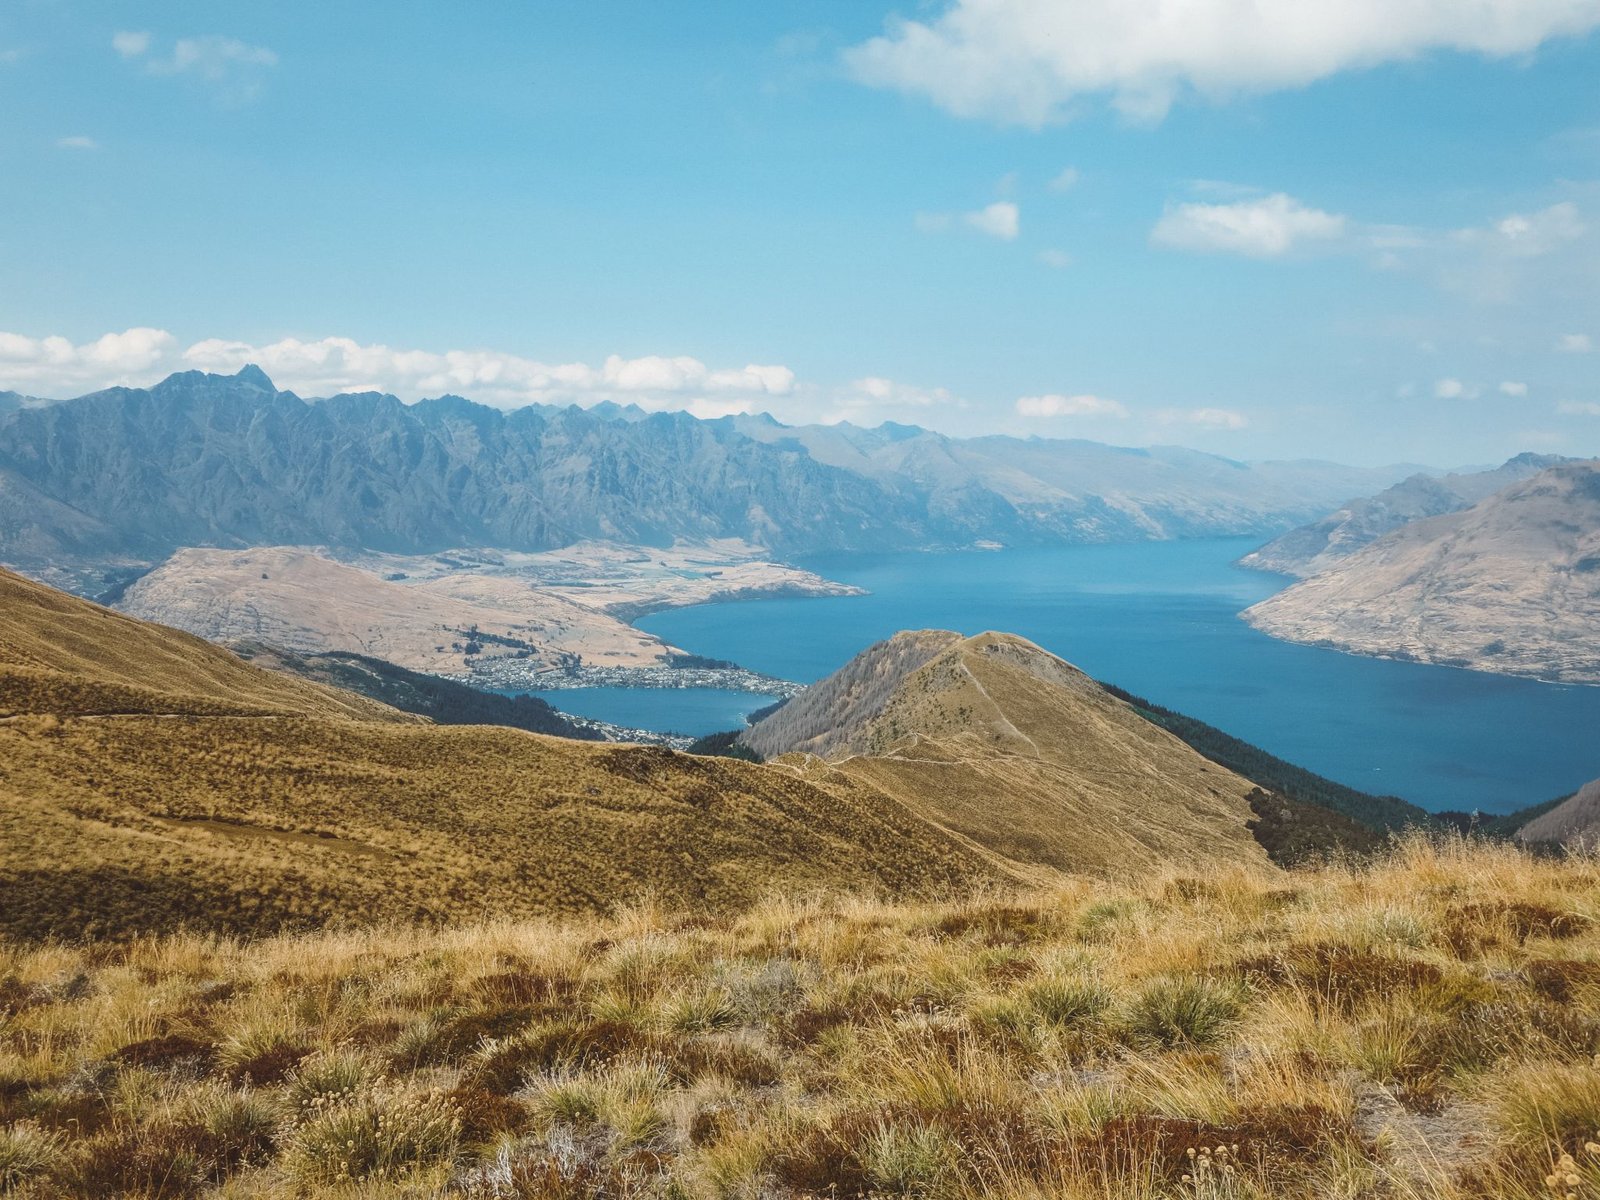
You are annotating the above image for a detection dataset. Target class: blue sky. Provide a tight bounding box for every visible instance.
[1,1,1598,465]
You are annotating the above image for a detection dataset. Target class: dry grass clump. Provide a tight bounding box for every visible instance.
[2,834,1600,1197]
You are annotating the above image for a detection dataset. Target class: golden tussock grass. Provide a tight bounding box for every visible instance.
[2,834,1599,1198]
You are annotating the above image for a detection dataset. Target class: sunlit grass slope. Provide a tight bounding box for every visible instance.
[0,566,998,939]
[3,837,1599,1198]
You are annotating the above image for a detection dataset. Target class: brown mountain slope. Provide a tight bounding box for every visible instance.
[0,570,999,939]
[1516,778,1600,848]
[0,566,408,722]
[742,630,1272,878]
[116,545,675,677]
[1242,462,1600,683]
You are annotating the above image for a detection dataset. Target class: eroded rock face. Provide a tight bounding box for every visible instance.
[1242,462,1600,684]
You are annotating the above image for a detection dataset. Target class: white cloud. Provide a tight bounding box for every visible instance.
[1038,248,1072,269]
[56,136,98,151]
[844,0,1600,126]
[1499,381,1529,397]
[112,31,151,58]
[1155,406,1248,429]
[1557,400,1600,416]
[917,200,1020,240]
[1016,393,1127,418]
[1151,193,1346,258]
[1559,332,1594,352]
[0,329,797,419]
[965,201,1020,240]
[0,328,176,392]
[1434,378,1467,399]
[177,337,795,415]
[1048,166,1080,193]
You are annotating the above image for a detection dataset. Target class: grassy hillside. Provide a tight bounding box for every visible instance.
[0,569,1014,941]
[2,837,1597,1198]
[232,643,601,741]
[747,631,1272,877]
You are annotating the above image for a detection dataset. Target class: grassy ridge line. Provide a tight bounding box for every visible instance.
[2,837,1598,1198]
[1101,682,1434,833]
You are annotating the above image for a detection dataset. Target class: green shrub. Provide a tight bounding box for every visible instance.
[281,1082,461,1185]
[1121,977,1243,1048]
[0,1122,63,1193]
[861,1121,961,1198]
[1024,977,1110,1028]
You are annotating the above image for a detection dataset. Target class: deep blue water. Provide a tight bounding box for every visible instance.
[519,686,774,738]
[622,538,1600,815]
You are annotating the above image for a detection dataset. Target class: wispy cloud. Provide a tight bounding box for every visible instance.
[1047,167,1079,193]
[1015,393,1127,419]
[56,136,99,151]
[1155,406,1248,430]
[916,200,1020,241]
[1559,332,1594,353]
[112,31,151,59]
[114,31,278,102]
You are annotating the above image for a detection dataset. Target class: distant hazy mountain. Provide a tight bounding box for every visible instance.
[1240,453,1572,578]
[1243,462,1600,683]
[0,367,1420,589]
[742,629,1271,876]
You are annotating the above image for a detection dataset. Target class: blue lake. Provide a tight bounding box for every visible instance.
[619,538,1600,815]
[520,686,776,737]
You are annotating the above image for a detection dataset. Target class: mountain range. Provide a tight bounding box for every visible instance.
[0,366,1423,593]
[1243,461,1600,683]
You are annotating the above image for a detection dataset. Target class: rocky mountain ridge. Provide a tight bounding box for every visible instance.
[0,367,1422,592]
